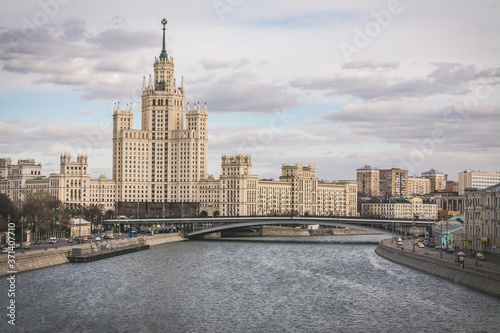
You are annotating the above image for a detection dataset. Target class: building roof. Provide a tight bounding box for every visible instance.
[447,216,464,223]
[482,182,500,192]
[422,167,444,175]
[70,218,91,225]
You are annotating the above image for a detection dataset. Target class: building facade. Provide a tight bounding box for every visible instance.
[421,168,445,192]
[445,180,458,192]
[379,168,408,198]
[0,158,45,206]
[457,183,500,255]
[361,197,438,220]
[198,156,357,217]
[356,165,379,197]
[407,177,430,196]
[458,170,500,195]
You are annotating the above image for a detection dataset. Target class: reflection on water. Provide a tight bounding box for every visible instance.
[1,235,499,333]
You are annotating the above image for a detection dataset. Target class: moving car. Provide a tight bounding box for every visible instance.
[476,252,487,261]
[418,243,425,248]
[49,237,58,244]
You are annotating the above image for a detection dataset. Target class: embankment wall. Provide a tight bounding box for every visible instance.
[0,233,184,276]
[375,242,500,298]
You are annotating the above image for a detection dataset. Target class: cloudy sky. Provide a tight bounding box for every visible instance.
[0,0,499,182]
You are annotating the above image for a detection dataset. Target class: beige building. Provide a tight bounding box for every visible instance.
[199,155,358,217]
[70,218,91,237]
[458,170,500,195]
[362,197,438,220]
[407,177,430,196]
[0,158,46,206]
[457,183,500,255]
[421,168,445,192]
[356,165,379,197]
[113,19,208,207]
[379,168,408,198]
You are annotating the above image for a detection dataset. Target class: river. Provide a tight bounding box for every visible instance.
[2,234,499,332]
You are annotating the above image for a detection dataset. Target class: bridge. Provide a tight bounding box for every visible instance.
[103,217,435,238]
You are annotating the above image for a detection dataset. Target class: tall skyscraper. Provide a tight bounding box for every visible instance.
[113,18,208,207]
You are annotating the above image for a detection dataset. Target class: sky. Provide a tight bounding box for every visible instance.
[0,0,499,182]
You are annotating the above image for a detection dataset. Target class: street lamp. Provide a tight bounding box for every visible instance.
[21,216,24,253]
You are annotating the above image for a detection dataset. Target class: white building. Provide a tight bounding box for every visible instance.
[458,170,500,195]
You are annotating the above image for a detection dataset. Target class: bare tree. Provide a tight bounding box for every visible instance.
[0,193,17,232]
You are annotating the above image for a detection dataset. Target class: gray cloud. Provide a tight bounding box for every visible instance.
[0,121,112,154]
[342,59,399,69]
[61,18,86,41]
[199,58,230,70]
[189,71,300,113]
[199,57,249,71]
[0,20,155,102]
[322,102,500,152]
[291,62,499,100]
[86,28,157,51]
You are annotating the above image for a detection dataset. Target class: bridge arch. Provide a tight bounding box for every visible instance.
[186,217,404,239]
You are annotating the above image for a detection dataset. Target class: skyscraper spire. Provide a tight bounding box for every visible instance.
[160,18,168,61]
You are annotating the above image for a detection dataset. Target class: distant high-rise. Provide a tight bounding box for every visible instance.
[458,170,500,195]
[379,168,408,198]
[421,168,445,192]
[356,165,379,197]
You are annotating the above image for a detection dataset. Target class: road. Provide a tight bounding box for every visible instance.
[381,237,500,275]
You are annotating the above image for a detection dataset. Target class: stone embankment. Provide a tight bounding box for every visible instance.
[0,233,185,276]
[219,225,378,238]
[376,239,500,298]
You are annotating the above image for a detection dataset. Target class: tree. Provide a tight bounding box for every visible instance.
[0,193,17,232]
[21,191,62,233]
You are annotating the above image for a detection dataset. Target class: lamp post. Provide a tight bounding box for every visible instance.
[21,216,24,253]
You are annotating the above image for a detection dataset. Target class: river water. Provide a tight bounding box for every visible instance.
[2,234,500,333]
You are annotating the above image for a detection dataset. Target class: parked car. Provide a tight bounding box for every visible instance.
[95,236,102,241]
[48,237,58,244]
[418,243,425,248]
[34,240,41,245]
[477,252,487,261]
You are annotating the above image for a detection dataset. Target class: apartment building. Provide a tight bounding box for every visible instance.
[458,170,500,195]
[379,168,408,198]
[356,165,379,197]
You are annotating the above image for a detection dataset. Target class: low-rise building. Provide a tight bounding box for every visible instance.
[361,197,438,220]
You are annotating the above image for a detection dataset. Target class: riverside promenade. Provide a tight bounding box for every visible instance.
[376,238,500,298]
[0,232,185,276]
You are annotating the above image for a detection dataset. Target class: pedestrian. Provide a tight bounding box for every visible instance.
[401,247,404,251]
